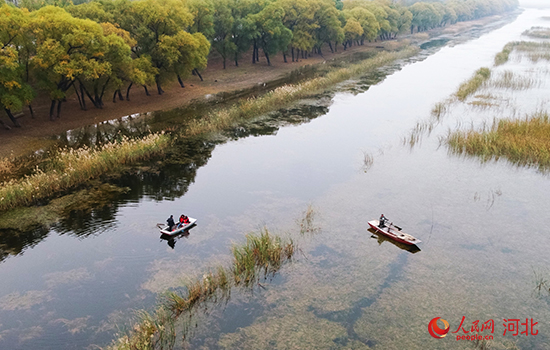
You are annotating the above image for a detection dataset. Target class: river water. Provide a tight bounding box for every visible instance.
[1,4,550,350]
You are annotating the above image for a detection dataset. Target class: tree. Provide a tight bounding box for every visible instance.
[0,4,34,127]
[314,0,344,53]
[247,3,292,66]
[186,0,215,39]
[29,6,124,119]
[211,0,236,69]
[111,0,209,94]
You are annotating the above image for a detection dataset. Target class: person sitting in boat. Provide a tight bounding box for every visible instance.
[178,215,191,228]
[167,215,175,231]
[379,214,388,228]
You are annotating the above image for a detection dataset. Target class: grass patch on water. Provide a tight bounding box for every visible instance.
[488,70,540,90]
[446,111,550,169]
[523,26,550,39]
[108,227,299,350]
[455,68,491,101]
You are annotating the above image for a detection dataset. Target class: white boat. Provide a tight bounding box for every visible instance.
[158,217,197,236]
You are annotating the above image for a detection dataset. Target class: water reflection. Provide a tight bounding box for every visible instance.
[367,228,421,254]
[160,230,190,249]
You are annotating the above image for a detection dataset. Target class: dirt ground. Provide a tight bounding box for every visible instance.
[0,15,502,159]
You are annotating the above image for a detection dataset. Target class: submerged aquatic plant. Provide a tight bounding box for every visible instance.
[298,203,320,235]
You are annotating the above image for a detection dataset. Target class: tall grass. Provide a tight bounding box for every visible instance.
[446,111,550,169]
[0,133,171,211]
[185,47,419,136]
[494,42,517,66]
[522,26,550,39]
[108,227,297,350]
[488,70,540,90]
[455,67,491,101]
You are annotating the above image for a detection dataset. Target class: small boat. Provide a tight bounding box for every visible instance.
[367,220,421,246]
[157,217,197,236]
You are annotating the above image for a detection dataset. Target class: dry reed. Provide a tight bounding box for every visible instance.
[0,133,171,211]
[446,111,550,169]
[455,68,491,101]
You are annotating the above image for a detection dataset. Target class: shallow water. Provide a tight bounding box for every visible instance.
[2,6,550,350]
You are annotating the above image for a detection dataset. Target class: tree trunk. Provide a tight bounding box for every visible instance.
[56,99,63,119]
[193,68,203,81]
[118,90,124,101]
[283,52,287,63]
[263,49,271,66]
[252,41,257,64]
[49,100,56,121]
[4,109,20,127]
[28,105,34,119]
[328,42,334,53]
[177,74,185,87]
[291,47,295,62]
[74,84,86,110]
[126,82,133,101]
[113,90,118,103]
[156,80,164,95]
[143,85,150,96]
[80,83,87,110]
[234,52,239,67]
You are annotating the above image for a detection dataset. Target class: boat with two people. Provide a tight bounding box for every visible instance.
[158,214,197,236]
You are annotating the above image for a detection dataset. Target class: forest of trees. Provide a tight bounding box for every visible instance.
[0,0,518,124]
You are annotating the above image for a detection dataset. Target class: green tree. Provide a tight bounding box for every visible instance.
[211,0,236,69]
[314,0,344,53]
[247,3,292,66]
[29,6,122,119]
[0,4,34,128]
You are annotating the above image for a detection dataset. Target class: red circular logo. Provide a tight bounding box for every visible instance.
[428,317,450,339]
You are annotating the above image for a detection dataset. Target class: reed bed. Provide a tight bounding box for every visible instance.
[494,42,517,66]
[108,227,297,350]
[488,70,540,90]
[0,133,171,211]
[185,47,419,136]
[523,26,550,39]
[455,68,491,101]
[446,111,550,169]
[514,41,550,62]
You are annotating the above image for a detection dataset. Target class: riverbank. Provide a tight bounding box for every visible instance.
[0,14,507,159]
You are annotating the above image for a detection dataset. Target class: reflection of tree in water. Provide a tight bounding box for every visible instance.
[0,227,50,262]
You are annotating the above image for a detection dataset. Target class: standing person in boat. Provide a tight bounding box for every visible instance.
[167,215,176,231]
[379,214,388,228]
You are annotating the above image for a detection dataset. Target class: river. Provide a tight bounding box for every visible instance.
[1,3,550,349]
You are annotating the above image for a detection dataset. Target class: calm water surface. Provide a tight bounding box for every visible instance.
[1,5,550,350]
